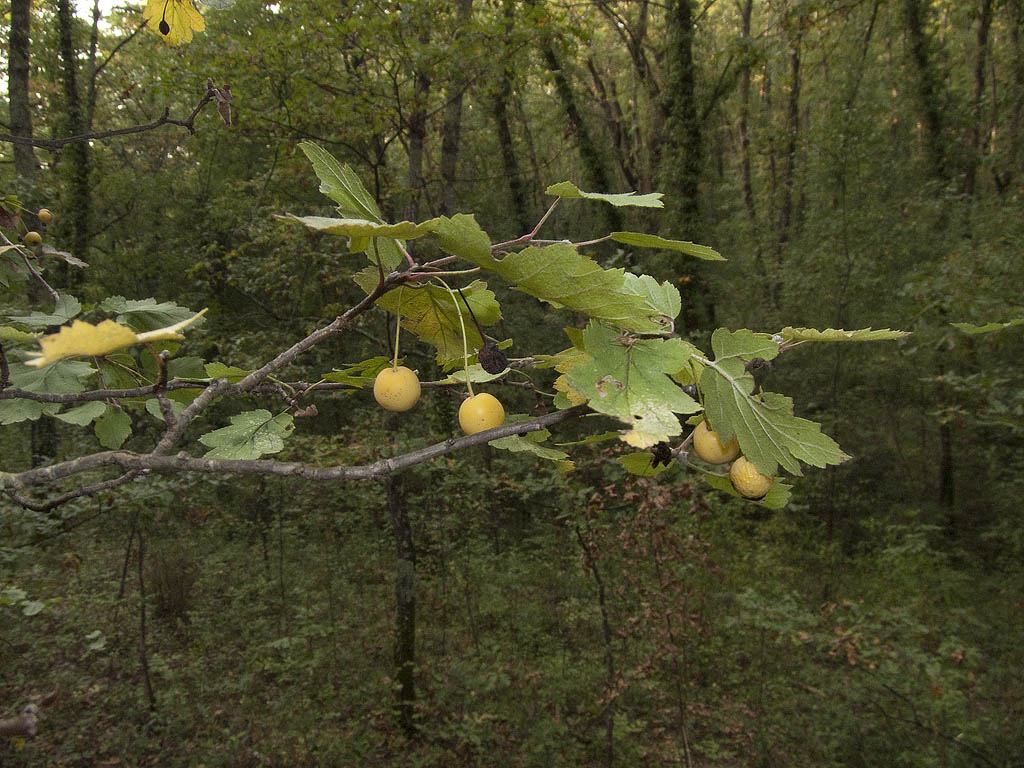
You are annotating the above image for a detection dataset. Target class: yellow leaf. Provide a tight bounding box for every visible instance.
[26,309,207,367]
[553,374,587,406]
[143,0,205,45]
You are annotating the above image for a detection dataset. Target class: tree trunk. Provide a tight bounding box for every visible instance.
[8,0,38,182]
[965,0,994,199]
[438,0,473,217]
[388,474,417,736]
[660,0,713,328]
[774,15,805,307]
[56,0,92,270]
[492,0,531,234]
[903,0,948,182]
[403,10,431,221]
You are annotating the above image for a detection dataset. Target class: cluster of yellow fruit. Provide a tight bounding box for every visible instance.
[372,365,505,436]
[692,419,774,500]
[19,208,53,247]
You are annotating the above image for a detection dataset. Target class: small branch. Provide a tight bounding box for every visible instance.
[2,406,588,507]
[491,198,560,251]
[3,471,143,512]
[0,84,219,151]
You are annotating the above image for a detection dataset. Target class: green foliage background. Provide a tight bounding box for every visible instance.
[2,0,1023,765]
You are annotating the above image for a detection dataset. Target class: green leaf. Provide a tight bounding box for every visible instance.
[489,426,572,467]
[145,397,184,422]
[298,141,383,221]
[699,360,849,476]
[711,328,780,362]
[21,600,45,616]
[0,399,60,425]
[439,364,508,384]
[9,359,94,394]
[611,232,724,261]
[282,215,438,241]
[433,214,495,267]
[566,322,700,448]
[618,451,672,477]
[778,326,911,343]
[950,319,1024,334]
[9,294,81,328]
[198,409,295,459]
[486,243,665,333]
[353,272,501,364]
[323,357,392,387]
[94,407,132,449]
[0,326,41,343]
[204,362,252,382]
[54,401,108,426]
[556,430,622,446]
[545,181,664,208]
[703,471,792,509]
[620,273,681,323]
[99,297,204,333]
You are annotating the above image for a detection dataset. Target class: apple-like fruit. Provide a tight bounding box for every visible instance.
[22,230,42,246]
[692,420,740,464]
[458,392,505,435]
[37,209,54,224]
[729,456,774,500]
[373,366,421,412]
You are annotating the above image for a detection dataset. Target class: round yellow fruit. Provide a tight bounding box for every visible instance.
[37,208,53,223]
[22,230,42,246]
[729,456,774,500]
[692,420,740,464]
[373,366,421,412]
[458,392,505,435]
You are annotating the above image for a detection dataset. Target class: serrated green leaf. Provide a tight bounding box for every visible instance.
[489,427,572,466]
[94,407,132,449]
[353,273,501,364]
[545,181,664,208]
[282,215,439,241]
[618,451,672,477]
[620,273,682,323]
[711,328,780,362]
[0,399,60,425]
[9,359,94,393]
[145,397,184,422]
[611,232,724,260]
[9,294,81,328]
[439,364,508,384]
[433,214,495,267]
[703,471,792,509]
[488,243,664,333]
[950,319,1023,334]
[204,362,252,382]
[779,326,911,343]
[298,142,382,221]
[556,430,622,446]
[0,326,41,343]
[324,356,392,387]
[699,361,849,476]
[199,409,294,459]
[98,297,204,333]
[54,401,108,426]
[566,322,700,448]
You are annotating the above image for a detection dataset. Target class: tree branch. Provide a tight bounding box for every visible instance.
[1,407,587,508]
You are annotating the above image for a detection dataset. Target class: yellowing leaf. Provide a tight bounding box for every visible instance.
[143,0,205,45]
[26,309,207,367]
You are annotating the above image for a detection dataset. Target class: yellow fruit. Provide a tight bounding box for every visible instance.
[729,456,774,500]
[22,230,42,246]
[458,392,505,435]
[37,208,53,223]
[373,366,421,412]
[692,420,740,464]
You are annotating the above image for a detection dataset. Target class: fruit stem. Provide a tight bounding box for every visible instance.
[392,286,405,369]
[432,276,473,396]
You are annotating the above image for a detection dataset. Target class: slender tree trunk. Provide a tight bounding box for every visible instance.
[903,0,948,182]
[965,0,994,199]
[492,0,531,234]
[8,0,37,182]
[774,18,805,307]
[404,10,431,221]
[388,474,417,736]
[438,0,473,217]
[56,0,92,268]
[661,0,714,329]
[738,0,756,227]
